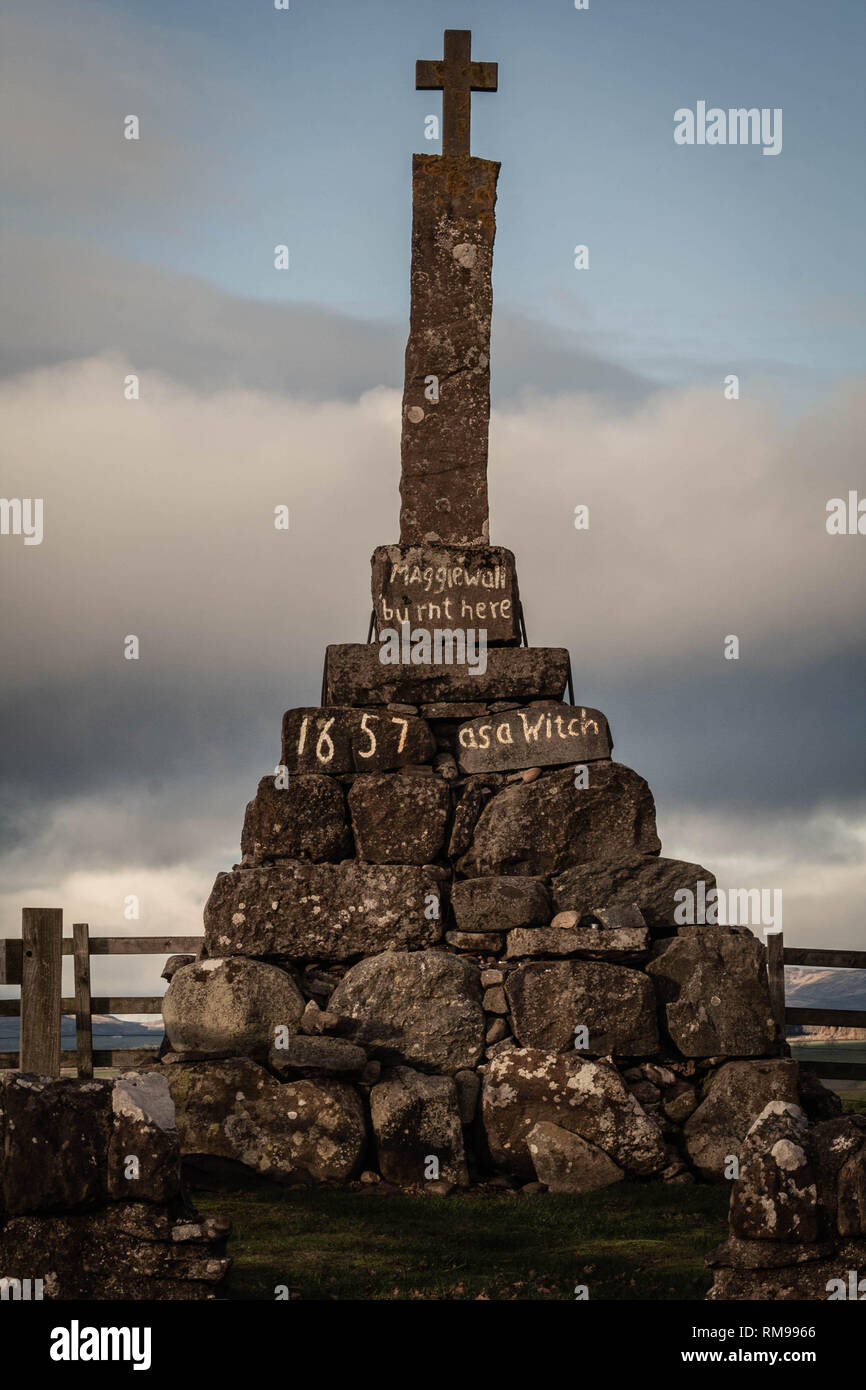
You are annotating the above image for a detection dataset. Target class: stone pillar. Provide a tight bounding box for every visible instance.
[399,154,499,545]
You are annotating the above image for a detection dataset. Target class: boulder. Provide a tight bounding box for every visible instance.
[729,1102,820,1243]
[451,876,550,933]
[809,1115,866,1234]
[108,1072,180,1204]
[0,1074,112,1214]
[370,1067,469,1187]
[203,861,444,962]
[646,928,778,1057]
[268,1035,368,1079]
[552,853,716,934]
[526,1121,624,1193]
[481,1048,666,1180]
[281,706,435,774]
[328,950,485,1072]
[683,1059,801,1181]
[241,774,351,862]
[459,763,660,877]
[162,957,305,1056]
[348,774,451,863]
[324,643,570,706]
[165,1057,365,1184]
[505,959,659,1056]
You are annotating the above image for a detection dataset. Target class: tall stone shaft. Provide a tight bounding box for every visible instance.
[399,153,499,545]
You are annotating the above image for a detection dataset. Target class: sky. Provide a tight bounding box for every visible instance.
[1,0,865,1003]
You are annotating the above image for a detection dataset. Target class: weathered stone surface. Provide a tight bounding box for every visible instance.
[203,861,444,962]
[399,154,498,546]
[505,925,650,961]
[809,1115,866,1234]
[683,1059,801,1182]
[268,1035,368,1079]
[348,773,451,864]
[0,1203,230,1300]
[281,706,434,774]
[646,928,778,1058]
[454,1068,481,1124]
[163,957,305,1056]
[526,1121,624,1193]
[445,930,503,951]
[730,1102,819,1243]
[422,701,488,719]
[241,774,351,862]
[0,1074,112,1214]
[370,1066,468,1187]
[108,1072,180,1204]
[707,1243,866,1300]
[505,959,659,1056]
[456,703,611,775]
[706,1234,835,1269]
[481,1049,666,1180]
[324,643,569,707]
[165,1057,365,1184]
[552,854,716,934]
[328,950,485,1072]
[448,776,504,857]
[372,544,519,644]
[451,875,550,933]
[460,763,660,878]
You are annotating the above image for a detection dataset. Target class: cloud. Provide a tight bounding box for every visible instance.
[0,236,652,405]
[1,354,864,947]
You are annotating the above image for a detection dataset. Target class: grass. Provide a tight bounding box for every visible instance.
[194,1181,730,1301]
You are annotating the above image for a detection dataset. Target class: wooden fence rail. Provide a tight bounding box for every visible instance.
[0,910,200,1077]
[1,912,864,1081]
[765,930,866,1082]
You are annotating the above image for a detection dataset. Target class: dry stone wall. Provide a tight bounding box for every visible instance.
[0,1072,230,1299]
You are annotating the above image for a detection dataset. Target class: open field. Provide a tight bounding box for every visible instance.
[194,1182,730,1301]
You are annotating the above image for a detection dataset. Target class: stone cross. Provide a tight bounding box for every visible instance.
[399,31,500,547]
[416,29,498,158]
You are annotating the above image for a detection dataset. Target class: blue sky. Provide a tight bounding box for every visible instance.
[7,0,865,389]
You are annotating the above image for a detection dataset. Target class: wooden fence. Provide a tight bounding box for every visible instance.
[0,908,199,1077]
[1,912,864,1081]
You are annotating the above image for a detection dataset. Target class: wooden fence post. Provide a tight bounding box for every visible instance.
[765,928,787,1052]
[20,908,62,1076]
[72,923,93,1079]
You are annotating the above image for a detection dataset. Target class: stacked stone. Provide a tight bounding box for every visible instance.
[160,554,838,1193]
[0,1071,230,1299]
[706,1103,866,1299]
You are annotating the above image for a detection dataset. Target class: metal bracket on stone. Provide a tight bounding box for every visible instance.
[566,652,575,705]
[518,601,528,648]
[366,610,376,643]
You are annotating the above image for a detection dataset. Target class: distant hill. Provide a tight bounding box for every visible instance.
[785,966,866,1040]
[0,1014,162,1039]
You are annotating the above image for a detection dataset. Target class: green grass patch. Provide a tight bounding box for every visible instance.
[195,1181,730,1301]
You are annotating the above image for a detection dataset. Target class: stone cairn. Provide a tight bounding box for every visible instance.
[156,33,862,1293]
[0,1071,229,1299]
